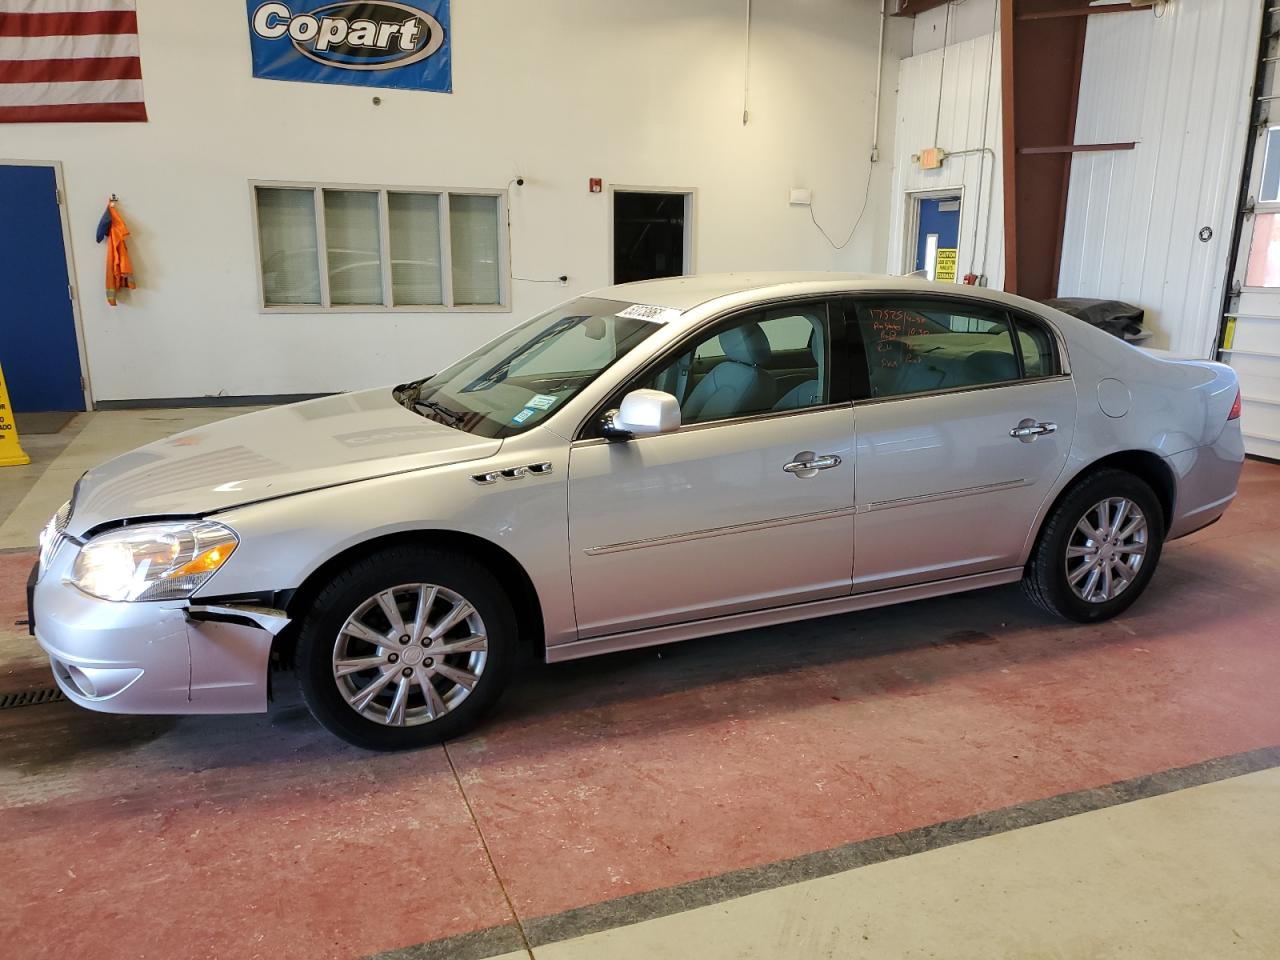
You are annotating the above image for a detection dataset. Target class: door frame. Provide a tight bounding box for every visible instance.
[901,186,965,278]
[0,158,94,410]
[608,184,697,284]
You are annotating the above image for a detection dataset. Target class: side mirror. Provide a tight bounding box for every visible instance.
[602,389,681,439]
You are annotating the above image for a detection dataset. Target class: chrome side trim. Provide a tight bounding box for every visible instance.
[583,507,855,556]
[861,478,1030,513]
[186,604,291,635]
[472,461,553,484]
[852,374,1073,408]
[545,568,1024,662]
[571,402,855,448]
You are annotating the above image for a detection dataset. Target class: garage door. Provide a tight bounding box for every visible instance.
[1226,43,1280,461]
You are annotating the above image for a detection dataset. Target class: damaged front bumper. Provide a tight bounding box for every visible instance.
[30,542,288,715]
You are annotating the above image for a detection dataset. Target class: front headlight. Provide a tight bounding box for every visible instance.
[71,521,239,602]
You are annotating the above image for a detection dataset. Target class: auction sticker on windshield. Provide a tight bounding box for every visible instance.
[617,304,681,324]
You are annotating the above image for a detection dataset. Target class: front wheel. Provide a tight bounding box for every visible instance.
[1023,469,1165,623]
[295,546,515,750]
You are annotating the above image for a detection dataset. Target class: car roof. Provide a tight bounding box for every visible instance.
[593,272,1014,312]
[593,272,864,310]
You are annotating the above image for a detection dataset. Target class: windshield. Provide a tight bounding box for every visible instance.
[397,297,669,437]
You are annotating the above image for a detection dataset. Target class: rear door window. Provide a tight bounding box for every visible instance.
[854,301,1022,399]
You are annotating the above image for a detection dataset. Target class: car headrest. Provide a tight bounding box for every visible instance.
[720,323,771,366]
[963,350,1019,383]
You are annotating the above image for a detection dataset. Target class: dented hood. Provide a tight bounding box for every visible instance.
[67,389,500,536]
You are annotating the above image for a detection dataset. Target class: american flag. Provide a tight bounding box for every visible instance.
[0,0,146,123]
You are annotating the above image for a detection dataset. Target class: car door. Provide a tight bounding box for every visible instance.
[847,297,1076,592]
[567,300,855,638]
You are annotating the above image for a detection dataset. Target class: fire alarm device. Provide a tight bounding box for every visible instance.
[589,178,603,193]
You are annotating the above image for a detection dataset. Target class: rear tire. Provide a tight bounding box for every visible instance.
[295,545,515,750]
[1022,469,1165,623]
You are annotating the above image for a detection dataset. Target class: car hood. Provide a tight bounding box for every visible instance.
[66,389,500,536]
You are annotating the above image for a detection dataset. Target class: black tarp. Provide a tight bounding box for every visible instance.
[1042,298,1148,342]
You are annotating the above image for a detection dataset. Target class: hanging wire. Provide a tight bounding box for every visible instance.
[933,2,953,147]
[969,0,1001,279]
[742,0,753,125]
[505,175,567,284]
[809,164,874,250]
[808,0,885,250]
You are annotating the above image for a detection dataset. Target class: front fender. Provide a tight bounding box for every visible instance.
[194,435,575,647]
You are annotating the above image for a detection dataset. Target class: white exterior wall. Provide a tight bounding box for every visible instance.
[5,0,909,402]
[1058,0,1262,357]
[887,32,1004,289]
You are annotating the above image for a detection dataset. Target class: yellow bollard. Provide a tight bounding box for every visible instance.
[0,362,31,467]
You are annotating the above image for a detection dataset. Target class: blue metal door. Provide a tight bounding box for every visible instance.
[914,196,962,276]
[0,165,85,412]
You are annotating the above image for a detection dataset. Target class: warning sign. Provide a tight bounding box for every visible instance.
[0,362,31,467]
[935,248,958,283]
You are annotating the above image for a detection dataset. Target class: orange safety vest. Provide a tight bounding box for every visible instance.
[105,205,136,306]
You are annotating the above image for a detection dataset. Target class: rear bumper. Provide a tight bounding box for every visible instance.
[1166,422,1246,540]
[32,541,273,715]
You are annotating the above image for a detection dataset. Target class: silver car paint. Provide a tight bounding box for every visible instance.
[64,389,502,537]
[33,273,1243,715]
[568,405,856,637]
[850,375,1078,591]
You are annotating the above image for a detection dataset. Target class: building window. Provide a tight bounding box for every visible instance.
[253,182,507,311]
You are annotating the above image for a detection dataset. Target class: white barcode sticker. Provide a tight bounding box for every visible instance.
[617,303,681,324]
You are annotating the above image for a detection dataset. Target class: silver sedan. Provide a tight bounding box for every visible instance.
[31,273,1244,748]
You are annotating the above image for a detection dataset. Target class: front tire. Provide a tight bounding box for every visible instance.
[295,546,515,750]
[1023,469,1165,623]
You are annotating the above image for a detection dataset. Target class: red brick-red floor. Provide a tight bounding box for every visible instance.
[1,461,1277,959]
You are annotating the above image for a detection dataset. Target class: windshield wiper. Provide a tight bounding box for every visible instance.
[415,399,465,426]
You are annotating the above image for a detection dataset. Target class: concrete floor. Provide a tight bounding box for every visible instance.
[0,409,1277,960]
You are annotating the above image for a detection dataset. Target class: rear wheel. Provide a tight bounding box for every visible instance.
[1023,469,1165,622]
[295,546,515,749]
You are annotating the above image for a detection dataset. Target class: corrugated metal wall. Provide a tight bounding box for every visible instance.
[1058,0,1262,357]
[887,32,1004,288]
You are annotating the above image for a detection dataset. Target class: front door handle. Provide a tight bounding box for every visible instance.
[1010,418,1057,442]
[783,451,843,479]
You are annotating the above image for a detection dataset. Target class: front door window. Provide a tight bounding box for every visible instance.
[638,303,835,424]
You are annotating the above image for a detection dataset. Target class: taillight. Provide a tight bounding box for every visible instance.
[1228,389,1242,421]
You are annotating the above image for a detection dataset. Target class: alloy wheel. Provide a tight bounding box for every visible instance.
[332,582,488,727]
[1065,497,1149,604]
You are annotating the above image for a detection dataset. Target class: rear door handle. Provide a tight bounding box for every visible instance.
[1010,419,1057,442]
[784,451,842,478]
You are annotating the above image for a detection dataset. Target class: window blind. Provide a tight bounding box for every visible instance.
[388,192,443,306]
[324,190,383,306]
[449,194,500,306]
[256,187,321,306]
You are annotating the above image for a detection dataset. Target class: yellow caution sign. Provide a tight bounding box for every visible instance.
[935,248,958,283]
[0,362,31,467]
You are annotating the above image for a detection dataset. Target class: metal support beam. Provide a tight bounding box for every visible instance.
[1000,0,1090,299]
[891,0,953,17]
[1018,142,1138,154]
[1016,5,1140,20]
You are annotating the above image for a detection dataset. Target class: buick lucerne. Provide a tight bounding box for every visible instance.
[32,274,1244,749]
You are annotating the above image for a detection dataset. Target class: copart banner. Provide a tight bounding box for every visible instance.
[246,1,451,93]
